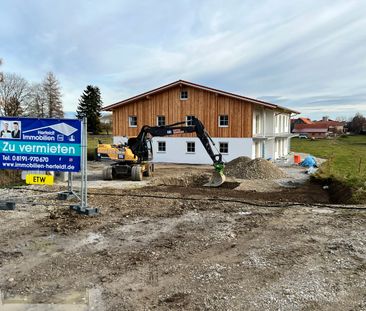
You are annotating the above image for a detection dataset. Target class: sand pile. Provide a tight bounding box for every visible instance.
[225,157,287,180]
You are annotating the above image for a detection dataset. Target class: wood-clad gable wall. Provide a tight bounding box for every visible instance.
[112,86,253,138]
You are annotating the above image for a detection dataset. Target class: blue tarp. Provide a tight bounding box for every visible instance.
[300,155,318,167]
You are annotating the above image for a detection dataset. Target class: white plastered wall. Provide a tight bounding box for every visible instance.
[113,136,254,164]
[264,139,275,159]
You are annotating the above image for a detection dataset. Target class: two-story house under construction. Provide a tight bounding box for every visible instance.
[104,80,299,164]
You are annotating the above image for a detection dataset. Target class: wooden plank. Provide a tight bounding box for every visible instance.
[111,85,260,138]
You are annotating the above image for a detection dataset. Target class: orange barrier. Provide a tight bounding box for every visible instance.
[294,154,301,164]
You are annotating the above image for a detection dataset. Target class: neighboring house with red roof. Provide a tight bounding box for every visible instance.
[293,124,329,138]
[104,80,299,163]
[293,119,345,138]
[298,117,313,124]
[292,116,346,138]
[290,117,313,132]
[313,117,346,135]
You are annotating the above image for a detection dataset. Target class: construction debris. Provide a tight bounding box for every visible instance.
[225,157,287,179]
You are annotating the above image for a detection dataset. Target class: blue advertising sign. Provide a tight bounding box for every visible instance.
[0,117,82,172]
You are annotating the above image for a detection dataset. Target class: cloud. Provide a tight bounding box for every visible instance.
[0,0,365,120]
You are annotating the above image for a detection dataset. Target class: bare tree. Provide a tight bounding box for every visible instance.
[26,83,48,117]
[0,72,29,116]
[43,72,63,118]
[349,113,366,134]
[100,113,112,134]
[335,116,348,122]
[0,58,3,82]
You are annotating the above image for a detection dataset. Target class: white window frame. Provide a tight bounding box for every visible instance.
[156,115,166,126]
[157,141,166,153]
[218,115,229,127]
[128,115,137,128]
[219,142,229,154]
[186,115,195,126]
[186,141,196,153]
[180,90,188,100]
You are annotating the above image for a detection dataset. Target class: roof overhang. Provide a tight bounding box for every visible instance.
[103,80,300,114]
[293,128,328,133]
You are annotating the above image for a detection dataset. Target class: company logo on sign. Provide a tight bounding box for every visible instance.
[22,122,78,141]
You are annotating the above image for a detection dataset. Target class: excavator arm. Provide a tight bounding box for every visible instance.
[130,117,225,186]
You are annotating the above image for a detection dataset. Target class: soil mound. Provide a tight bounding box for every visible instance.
[225,157,287,180]
[154,172,211,187]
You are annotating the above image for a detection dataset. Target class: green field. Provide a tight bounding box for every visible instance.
[291,135,366,191]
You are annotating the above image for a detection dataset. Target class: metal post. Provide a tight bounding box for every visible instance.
[57,168,78,200]
[68,172,73,193]
[70,117,98,215]
[81,117,88,208]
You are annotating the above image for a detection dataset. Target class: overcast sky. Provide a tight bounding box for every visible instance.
[1,0,365,120]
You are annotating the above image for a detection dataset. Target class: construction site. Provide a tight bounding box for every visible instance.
[3,0,366,308]
[0,156,365,310]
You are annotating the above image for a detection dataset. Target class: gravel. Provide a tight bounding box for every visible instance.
[225,157,287,179]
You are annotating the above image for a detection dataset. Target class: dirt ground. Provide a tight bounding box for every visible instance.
[0,162,365,310]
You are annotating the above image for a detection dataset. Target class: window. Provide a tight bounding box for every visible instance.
[219,142,229,154]
[180,90,188,100]
[157,141,166,152]
[157,115,165,126]
[186,142,195,153]
[219,115,229,127]
[186,115,195,126]
[128,115,137,127]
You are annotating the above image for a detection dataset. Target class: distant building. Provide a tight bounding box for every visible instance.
[293,117,346,138]
[293,124,329,138]
[313,117,346,135]
[290,117,313,132]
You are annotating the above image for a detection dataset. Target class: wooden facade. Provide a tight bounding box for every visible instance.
[111,85,254,138]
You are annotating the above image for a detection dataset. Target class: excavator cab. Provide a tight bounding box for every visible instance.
[128,136,153,162]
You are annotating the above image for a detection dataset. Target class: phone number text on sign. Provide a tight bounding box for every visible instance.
[5,155,50,163]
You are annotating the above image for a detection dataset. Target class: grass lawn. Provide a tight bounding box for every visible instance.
[87,134,112,149]
[291,135,366,192]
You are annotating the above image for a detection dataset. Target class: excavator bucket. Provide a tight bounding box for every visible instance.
[204,171,226,187]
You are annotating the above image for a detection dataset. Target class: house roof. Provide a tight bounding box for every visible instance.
[313,120,345,126]
[293,128,328,133]
[294,124,329,130]
[103,80,300,114]
[295,121,345,131]
[299,117,313,124]
[293,123,329,133]
[291,117,313,124]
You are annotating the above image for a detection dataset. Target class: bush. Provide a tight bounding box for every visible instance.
[0,170,23,187]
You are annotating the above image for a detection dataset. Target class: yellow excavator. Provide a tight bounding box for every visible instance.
[96,117,225,187]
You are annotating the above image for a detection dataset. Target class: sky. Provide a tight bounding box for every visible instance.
[0,0,365,120]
